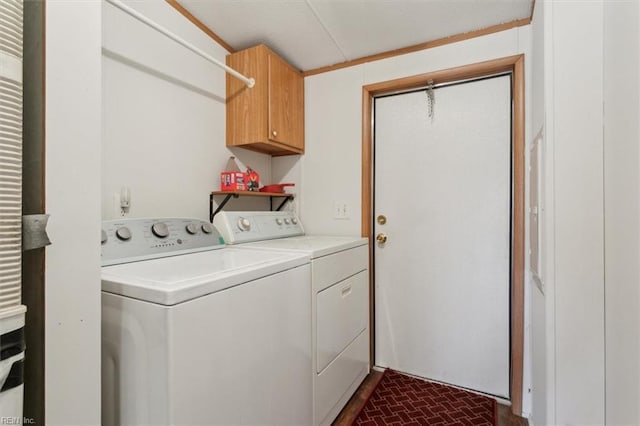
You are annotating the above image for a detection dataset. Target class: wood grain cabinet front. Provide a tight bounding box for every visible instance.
[226,44,304,156]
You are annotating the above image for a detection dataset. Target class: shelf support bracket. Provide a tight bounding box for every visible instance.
[210,192,295,223]
[272,195,293,212]
[210,193,238,222]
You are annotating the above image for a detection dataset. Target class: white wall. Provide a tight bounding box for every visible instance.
[530,2,548,425]
[45,1,102,424]
[289,26,535,415]
[299,65,364,235]
[604,2,640,424]
[102,0,272,221]
[545,2,606,424]
[272,155,302,215]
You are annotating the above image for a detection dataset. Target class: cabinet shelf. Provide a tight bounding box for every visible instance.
[209,191,295,222]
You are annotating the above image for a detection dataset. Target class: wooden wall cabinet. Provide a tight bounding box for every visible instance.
[226,44,304,156]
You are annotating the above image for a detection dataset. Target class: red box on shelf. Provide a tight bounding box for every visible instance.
[220,171,247,191]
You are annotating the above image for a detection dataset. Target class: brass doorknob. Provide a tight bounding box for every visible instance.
[376,233,387,244]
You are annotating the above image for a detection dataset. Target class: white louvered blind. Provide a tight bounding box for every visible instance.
[0,0,23,311]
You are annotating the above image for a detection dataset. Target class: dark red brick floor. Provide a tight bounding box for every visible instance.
[333,370,528,426]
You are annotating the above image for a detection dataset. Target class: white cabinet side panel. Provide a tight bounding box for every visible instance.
[604,1,640,425]
[45,1,102,424]
[552,2,605,424]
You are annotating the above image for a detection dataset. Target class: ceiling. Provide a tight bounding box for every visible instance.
[178,0,533,72]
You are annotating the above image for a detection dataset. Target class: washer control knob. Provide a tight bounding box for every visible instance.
[152,222,169,238]
[101,230,108,244]
[284,218,290,225]
[201,223,214,234]
[185,223,198,235]
[237,217,251,231]
[115,227,131,241]
[276,218,283,225]
[291,218,298,225]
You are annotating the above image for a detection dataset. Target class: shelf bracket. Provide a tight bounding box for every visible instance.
[210,193,239,223]
[271,195,293,212]
[210,192,295,223]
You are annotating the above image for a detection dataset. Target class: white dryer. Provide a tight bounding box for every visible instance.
[214,211,370,426]
[101,217,311,426]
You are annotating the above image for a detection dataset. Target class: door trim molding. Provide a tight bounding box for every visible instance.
[361,54,525,416]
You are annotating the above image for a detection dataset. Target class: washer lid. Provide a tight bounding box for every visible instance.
[239,235,368,258]
[101,248,309,305]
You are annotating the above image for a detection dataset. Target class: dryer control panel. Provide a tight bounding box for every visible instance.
[101,217,224,266]
[213,211,304,244]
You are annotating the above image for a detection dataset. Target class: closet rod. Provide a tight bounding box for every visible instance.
[105,0,255,88]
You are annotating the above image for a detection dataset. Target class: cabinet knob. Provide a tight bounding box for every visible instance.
[272,130,278,137]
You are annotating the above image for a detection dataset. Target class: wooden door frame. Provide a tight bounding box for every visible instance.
[361,54,525,416]
[23,1,47,423]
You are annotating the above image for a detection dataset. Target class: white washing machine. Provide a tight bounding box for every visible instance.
[101,217,312,426]
[213,211,370,426]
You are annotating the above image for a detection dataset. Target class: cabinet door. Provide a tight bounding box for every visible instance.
[268,54,304,151]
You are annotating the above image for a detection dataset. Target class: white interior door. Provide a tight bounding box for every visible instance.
[374,75,512,398]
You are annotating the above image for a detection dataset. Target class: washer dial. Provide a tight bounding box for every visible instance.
[237,217,251,231]
[115,227,131,241]
[152,222,169,238]
[185,223,198,235]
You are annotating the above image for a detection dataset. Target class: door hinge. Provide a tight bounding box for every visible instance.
[22,214,51,251]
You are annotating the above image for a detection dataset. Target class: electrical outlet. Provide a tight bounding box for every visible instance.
[333,202,349,219]
[114,190,131,218]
